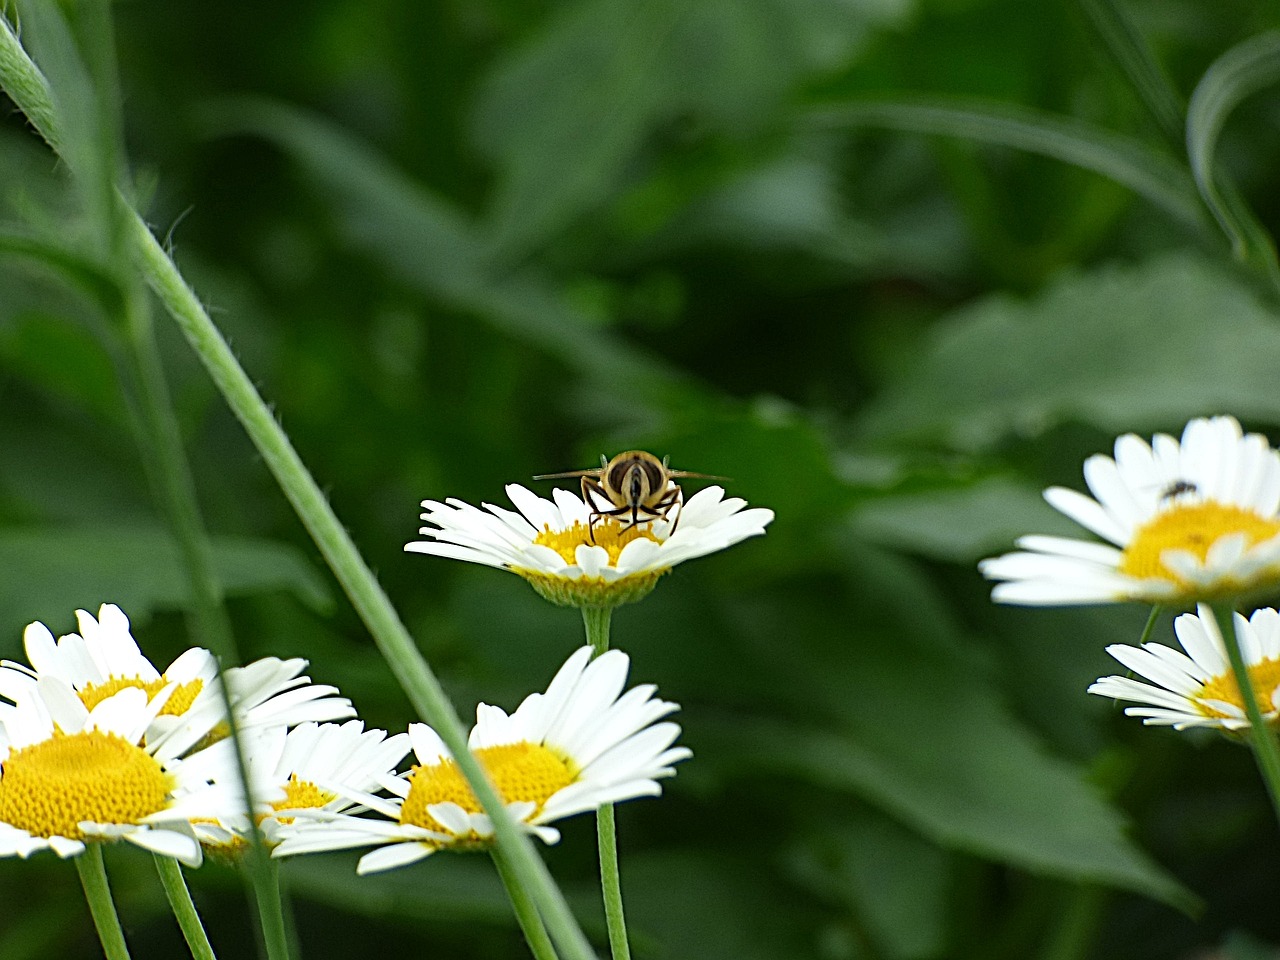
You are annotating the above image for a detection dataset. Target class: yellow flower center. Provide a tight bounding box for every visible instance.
[0,731,172,840]
[399,742,578,836]
[1118,503,1280,585]
[534,519,661,566]
[1196,659,1280,721]
[79,676,204,718]
[271,774,337,825]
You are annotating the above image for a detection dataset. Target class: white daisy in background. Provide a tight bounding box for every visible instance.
[273,646,691,874]
[190,720,411,856]
[980,416,1280,605]
[0,604,355,757]
[0,675,282,865]
[407,481,773,607]
[1089,604,1280,730]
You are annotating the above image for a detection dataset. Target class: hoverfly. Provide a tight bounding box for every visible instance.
[534,450,724,537]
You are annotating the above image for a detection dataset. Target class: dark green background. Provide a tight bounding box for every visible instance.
[3,0,1280,957]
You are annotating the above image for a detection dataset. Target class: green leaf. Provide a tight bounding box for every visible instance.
[0,308,128,433]
[0,226,125,315]
[1075,0,1184,142]
[472,0,912,260]
[1186,31,1280,288]
[787,808,952,960]
[205,99,695,410]
[282,853,516,925]
[703,709,1191,911]
[806,94,1203,227]
[850,475,1080,562]
[0,526,332,633]
[620,850,827,960]
[695,567,1195,912]
[855,253,1280,450]
[14,0,128,259]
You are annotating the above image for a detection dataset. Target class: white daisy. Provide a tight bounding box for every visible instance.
[0,676,281,866]
[406,482,773,607]
[0,604,355,757]
[1089,604,1280,730]
[980,416,1280,605]
[191,720,411,855]
[272,647,691,874]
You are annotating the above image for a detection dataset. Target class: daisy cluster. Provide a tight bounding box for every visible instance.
[0,604,358,865]
[980,415,1280,734]
[0,603,689,873]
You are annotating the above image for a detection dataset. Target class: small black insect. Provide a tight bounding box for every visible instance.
[1159,480,1198,501]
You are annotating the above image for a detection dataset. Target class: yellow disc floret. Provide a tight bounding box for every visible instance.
[515,519,669,608]
[1196,659,1280,722]
[0,731,171,840]
[533,519,660,566]
[399,742,578,839]
[79,675,204,718]
[272,775,337,824]
[1119,503,1280,592]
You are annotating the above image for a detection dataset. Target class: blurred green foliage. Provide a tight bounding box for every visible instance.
[4,0,1280,957]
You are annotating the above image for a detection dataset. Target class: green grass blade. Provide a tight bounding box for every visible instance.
[806,94,1204,228]
[1186,31,1280,290]
[1075,0,1183,142]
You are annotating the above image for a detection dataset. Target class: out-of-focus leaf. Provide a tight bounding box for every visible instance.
[1075,0,1183,141]
[209,99,697,411]
[855,253,1280,450]
[806,95,1203,227]
[0,526,332,631]
[0,310,126,431]
[788,808,952,960]
[472,0,912,260]
[702,710,1190,910]
[622,850,825,959]
[694,564,1195,912]
[850,475,1080,562]
[1186,31,1280,286]
[282,852,517,925]
[15,0,127,257]
[0,228,125,315]
[1219,930,1280,960]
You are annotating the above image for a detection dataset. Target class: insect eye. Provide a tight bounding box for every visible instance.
[606,459,633,493]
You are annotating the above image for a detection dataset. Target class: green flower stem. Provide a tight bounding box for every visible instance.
[153,855,217,960]
[594,803,629,960]
[493,848,559,960]
[0,17,595,958]
[1211,603,1280,823]
[582,606,613,657]
[250,859,292,960]
[75,845,132,960]
[1137,605,1162,646]
[580,606,630,960]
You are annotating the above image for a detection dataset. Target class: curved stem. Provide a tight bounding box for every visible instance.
[580,606,630,960]
[1210,603,1280,823]
[152,855,217,960]
[493,848,559,960]
[75,845,132,960]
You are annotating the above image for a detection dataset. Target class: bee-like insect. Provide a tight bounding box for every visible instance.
[534,450,724,536]
[1159,479,1198,501]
